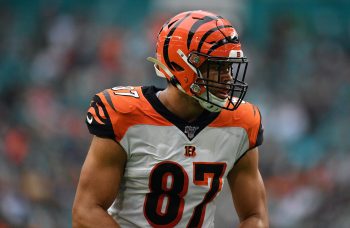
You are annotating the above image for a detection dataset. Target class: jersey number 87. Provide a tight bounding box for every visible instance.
[143,161,226,228]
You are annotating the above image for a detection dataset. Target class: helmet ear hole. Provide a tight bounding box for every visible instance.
[171,62,184,71]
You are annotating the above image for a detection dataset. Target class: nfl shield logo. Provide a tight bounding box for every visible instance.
[184,126,199,139]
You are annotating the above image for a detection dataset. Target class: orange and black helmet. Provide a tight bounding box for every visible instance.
[148,10,248,112]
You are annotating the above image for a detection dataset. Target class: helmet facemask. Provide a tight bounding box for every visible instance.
[188,52,248,112]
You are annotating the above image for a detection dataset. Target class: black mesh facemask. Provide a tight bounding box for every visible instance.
[188,52,248,111]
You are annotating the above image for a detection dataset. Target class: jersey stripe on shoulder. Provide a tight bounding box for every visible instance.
[86,94,115,139]
[102,90,117,112]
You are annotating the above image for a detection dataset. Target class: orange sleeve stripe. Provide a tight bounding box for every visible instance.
[98,105,106,119]
[88,106,105,125]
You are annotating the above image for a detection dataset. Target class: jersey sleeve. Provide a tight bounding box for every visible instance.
[85,93,116,140]
[247,104,264,149]
[234,103,264,164]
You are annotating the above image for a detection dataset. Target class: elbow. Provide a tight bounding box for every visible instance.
[239,213,269,228]
[72,204,86,228]
[254,218,269,228]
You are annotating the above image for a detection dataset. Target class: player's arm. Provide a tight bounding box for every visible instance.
[227,147,269,228]
[72,136,127,228]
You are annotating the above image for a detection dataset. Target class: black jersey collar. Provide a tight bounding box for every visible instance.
[142,86,220,140]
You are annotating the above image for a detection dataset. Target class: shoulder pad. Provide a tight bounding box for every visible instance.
[100,86,144,114]
[211,101,264,148]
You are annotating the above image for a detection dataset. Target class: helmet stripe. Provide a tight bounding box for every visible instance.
[187,16,217,50]
[163,13,191,70]
[197,25,232,52]
[158,18,171,35]
[207,36,237,55]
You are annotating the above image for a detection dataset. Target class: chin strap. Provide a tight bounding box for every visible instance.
[193,91,227,112]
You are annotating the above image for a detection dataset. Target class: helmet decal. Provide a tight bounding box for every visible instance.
[186,16,217,50]
[163,13,191,71]
[197,25,232,53]
[207,34,240,55]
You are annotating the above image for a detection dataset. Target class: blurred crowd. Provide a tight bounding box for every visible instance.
[0,0,349,227]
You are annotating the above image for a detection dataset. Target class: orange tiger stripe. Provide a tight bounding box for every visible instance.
[88,106,105,125]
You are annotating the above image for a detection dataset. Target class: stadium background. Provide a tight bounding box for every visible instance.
[0,0,349,227]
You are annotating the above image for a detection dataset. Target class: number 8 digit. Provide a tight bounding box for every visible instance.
[143,161,189,227]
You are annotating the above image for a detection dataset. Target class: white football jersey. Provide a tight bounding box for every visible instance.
[86,86,263,228]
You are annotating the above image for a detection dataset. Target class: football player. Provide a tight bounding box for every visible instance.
[73,10,269,228]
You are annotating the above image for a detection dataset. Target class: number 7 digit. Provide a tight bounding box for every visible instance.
[112,86,139,98]
[187,162,227,228]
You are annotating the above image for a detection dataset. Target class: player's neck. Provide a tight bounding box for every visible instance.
[158,85,204,123]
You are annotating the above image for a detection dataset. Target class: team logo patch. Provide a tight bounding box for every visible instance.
[184,145,196,157]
